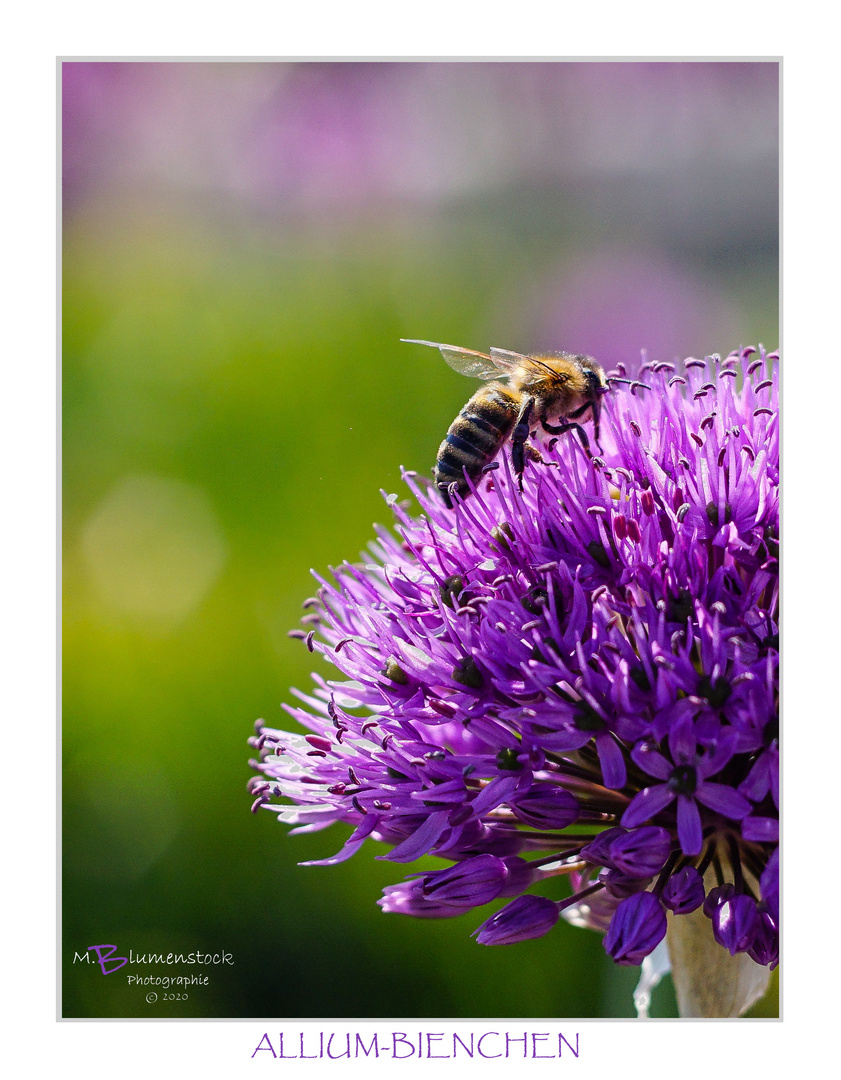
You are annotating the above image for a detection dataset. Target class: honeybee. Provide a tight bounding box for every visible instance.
[403,339,614,507]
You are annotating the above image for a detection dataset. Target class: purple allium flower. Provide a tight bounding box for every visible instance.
[660,866,706,914]
[604,891,668,966]
[609,825,671,878]
[711,894,761,956]
[249,346,779,1008]
[473,895,561,945]
[419,853,509,907]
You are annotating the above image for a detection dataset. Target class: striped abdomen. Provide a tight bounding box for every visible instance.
[434,383,519,506]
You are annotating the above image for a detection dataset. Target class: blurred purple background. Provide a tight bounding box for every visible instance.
[63,61,778,369]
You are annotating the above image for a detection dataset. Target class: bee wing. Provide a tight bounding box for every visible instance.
[493,347,562,380]
[401,339,511,380]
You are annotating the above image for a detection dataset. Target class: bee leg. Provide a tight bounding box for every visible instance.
[522,443,557,477]
[511,397,536,491]
[540,417,593,458]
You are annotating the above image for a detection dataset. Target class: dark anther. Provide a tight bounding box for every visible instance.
[697,674,732,709]
[452,657,484,689]
[521,585,549,614]
[705,501,733,528]
[763,717,779,746]
[352,796,368,815]
[382,658,409,684]
[424,750,447,761]
[676,503,691,522]
[574,702,606,733]
[491,522,514,551]
[439,574,465,609]
[496,747,523,771]
[586,540,611,569]
[763,527,779,558]
[666,590,693,623]
[668,765,698,796]
[348,765,360,785]
[629,666,652,692]
[373,800,392,810]
[532,635,561,663]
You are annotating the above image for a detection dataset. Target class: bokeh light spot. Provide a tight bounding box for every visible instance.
[80,474,228,628]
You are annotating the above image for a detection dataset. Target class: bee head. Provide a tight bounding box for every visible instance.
[577,359,608,445]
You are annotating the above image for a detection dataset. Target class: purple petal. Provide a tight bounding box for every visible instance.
[596,731,627,789]
[675,794,703,855]
[422,854,507,907]
[603,891,667,966]
[508,785,580,829]
[668,715,697,765]
[741,815,779,842]
[695,726,738,778]
[621,784,674,828]
[695,781,751,820]
[381,810,450,863]
[470,773,521,817]
[473,895,560,945]
[300,812,380,866]
[629,742,672,781]
[712,894,760,955]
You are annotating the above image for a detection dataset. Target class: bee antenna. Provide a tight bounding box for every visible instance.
[608,376,652,391]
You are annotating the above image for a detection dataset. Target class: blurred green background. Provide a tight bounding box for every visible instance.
[62,60,779,1019]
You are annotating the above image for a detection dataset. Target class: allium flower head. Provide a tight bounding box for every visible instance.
[249,345,779,1014]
